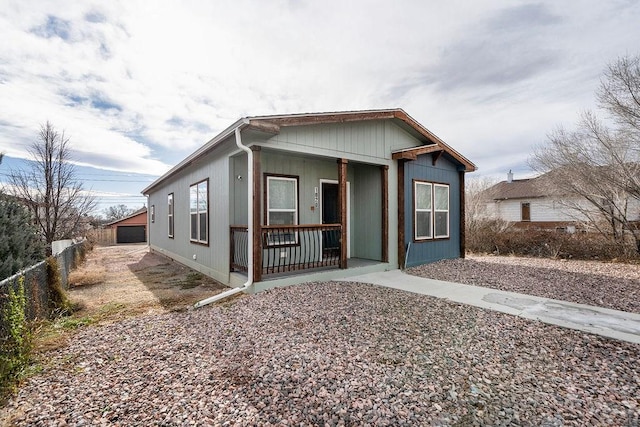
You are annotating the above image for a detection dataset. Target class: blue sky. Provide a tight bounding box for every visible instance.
[1,1,639,215]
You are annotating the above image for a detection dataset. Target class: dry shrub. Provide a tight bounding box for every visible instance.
[467,221,639,261]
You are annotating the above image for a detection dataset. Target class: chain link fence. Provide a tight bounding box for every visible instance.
[0,240,89,339]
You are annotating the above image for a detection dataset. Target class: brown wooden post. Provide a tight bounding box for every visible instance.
[459,170,466,259]
[397,160,406,269]
[252,146,263,282]
[338,158,348,269]
[381,165,389,263]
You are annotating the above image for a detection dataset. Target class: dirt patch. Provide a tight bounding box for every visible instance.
[68,244,228,317]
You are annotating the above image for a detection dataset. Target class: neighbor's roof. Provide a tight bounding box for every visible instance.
[105,207,147,226]
[142,109,476,195]
[486,179,548,200]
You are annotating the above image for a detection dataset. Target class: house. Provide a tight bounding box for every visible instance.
[105,207,148,243]
[484,171,640,231]
[142,109,476,294]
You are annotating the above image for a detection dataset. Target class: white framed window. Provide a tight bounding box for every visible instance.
[266,175,298,245]
[168,193,174,238]
[190,179,208,244]
[150,205,155,223]
[414,181,432,240]
[434,184,449,238]
[414,181,450,240]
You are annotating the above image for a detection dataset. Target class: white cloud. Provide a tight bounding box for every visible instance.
[0,0,639,181]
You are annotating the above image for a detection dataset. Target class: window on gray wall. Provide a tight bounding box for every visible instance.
[190,180,208,244]
[168,193,174,238]
[266,175,298,245]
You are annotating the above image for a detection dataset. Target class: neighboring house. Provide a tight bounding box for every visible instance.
[484,171,640,231]
[142,109,476,292]
[106,208,148,243]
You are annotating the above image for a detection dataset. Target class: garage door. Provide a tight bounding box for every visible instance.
[116,225,146,243]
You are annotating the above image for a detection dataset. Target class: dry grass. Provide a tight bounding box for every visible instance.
[67,266,106,287]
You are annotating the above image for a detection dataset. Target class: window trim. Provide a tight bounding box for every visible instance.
[189,179,209,246]
[433,183,450,239]
[168,193,174,239]
[264,174,299,247]
[414,181,432,240]
[413,179,450,242]
[150,205,155,223]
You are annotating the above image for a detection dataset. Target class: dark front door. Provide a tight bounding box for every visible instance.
[321,183,340,257]
[322,183,339,224]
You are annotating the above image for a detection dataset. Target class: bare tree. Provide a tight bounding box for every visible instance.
[530,54,640,253]
[465,176,503,232]
[103,204,135,222]
[9,122,96,255]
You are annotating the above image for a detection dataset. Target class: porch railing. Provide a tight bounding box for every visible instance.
[230,224,342,276]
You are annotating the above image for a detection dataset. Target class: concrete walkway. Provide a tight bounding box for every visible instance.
[338,269,640,345]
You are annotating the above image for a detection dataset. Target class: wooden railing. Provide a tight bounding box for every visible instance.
[230,224,342,276]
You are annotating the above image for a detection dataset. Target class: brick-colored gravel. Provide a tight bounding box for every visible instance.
[3,280,639,426]
[408,255,640,314]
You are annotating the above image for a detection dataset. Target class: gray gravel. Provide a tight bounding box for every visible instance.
[409,255,640,314]
[3,280,639,426]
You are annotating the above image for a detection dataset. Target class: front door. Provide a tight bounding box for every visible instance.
[320,180,350,258]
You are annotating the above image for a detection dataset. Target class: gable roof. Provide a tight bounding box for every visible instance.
[486,179,548,200]
[105,207,147,226]
[485,169,569,200]
[142,109,476,195]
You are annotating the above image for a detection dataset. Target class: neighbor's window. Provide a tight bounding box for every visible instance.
[190,180,208,244]
[168,193,174,238]
[521,202,531,222]
[414,181,450,240]
[151,205,155,223]
[266,175,298,245]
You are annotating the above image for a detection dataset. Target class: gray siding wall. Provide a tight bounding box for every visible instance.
[147,139,236,284]
[404,153,462,267]
[351,163,382,260]
[258,120,419,162]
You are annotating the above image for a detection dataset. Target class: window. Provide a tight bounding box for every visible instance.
[434,184,449,238]
[414,181,449,240]
[414,182,432,239]
[168,193,174,238]
[190,180,208,244]
[266,175,298,245]
[150,205,155,223]
[521,202,531,221]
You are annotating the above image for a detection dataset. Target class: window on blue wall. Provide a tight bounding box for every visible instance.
[414,181,432,239]
[434,184,449,238]
[414,181,449,240]
[190,179,208,244]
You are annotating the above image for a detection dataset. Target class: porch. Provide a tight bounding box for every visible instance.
[230,224,388,287]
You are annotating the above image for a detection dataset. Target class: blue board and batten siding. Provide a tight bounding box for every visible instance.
[403,153,462,267]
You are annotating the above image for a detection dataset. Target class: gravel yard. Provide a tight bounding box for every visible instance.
[3,280,639,426]
[409,255,640,314]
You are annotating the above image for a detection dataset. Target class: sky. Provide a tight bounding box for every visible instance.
[1,0,639,215]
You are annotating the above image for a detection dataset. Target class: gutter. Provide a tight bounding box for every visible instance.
[194,122,253,308]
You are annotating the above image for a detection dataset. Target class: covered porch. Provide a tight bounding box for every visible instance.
[229,146,390,284]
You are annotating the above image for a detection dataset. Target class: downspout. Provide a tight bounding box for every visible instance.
[194,123,253,308]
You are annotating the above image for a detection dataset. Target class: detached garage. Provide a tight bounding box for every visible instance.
[106,208,148,244]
